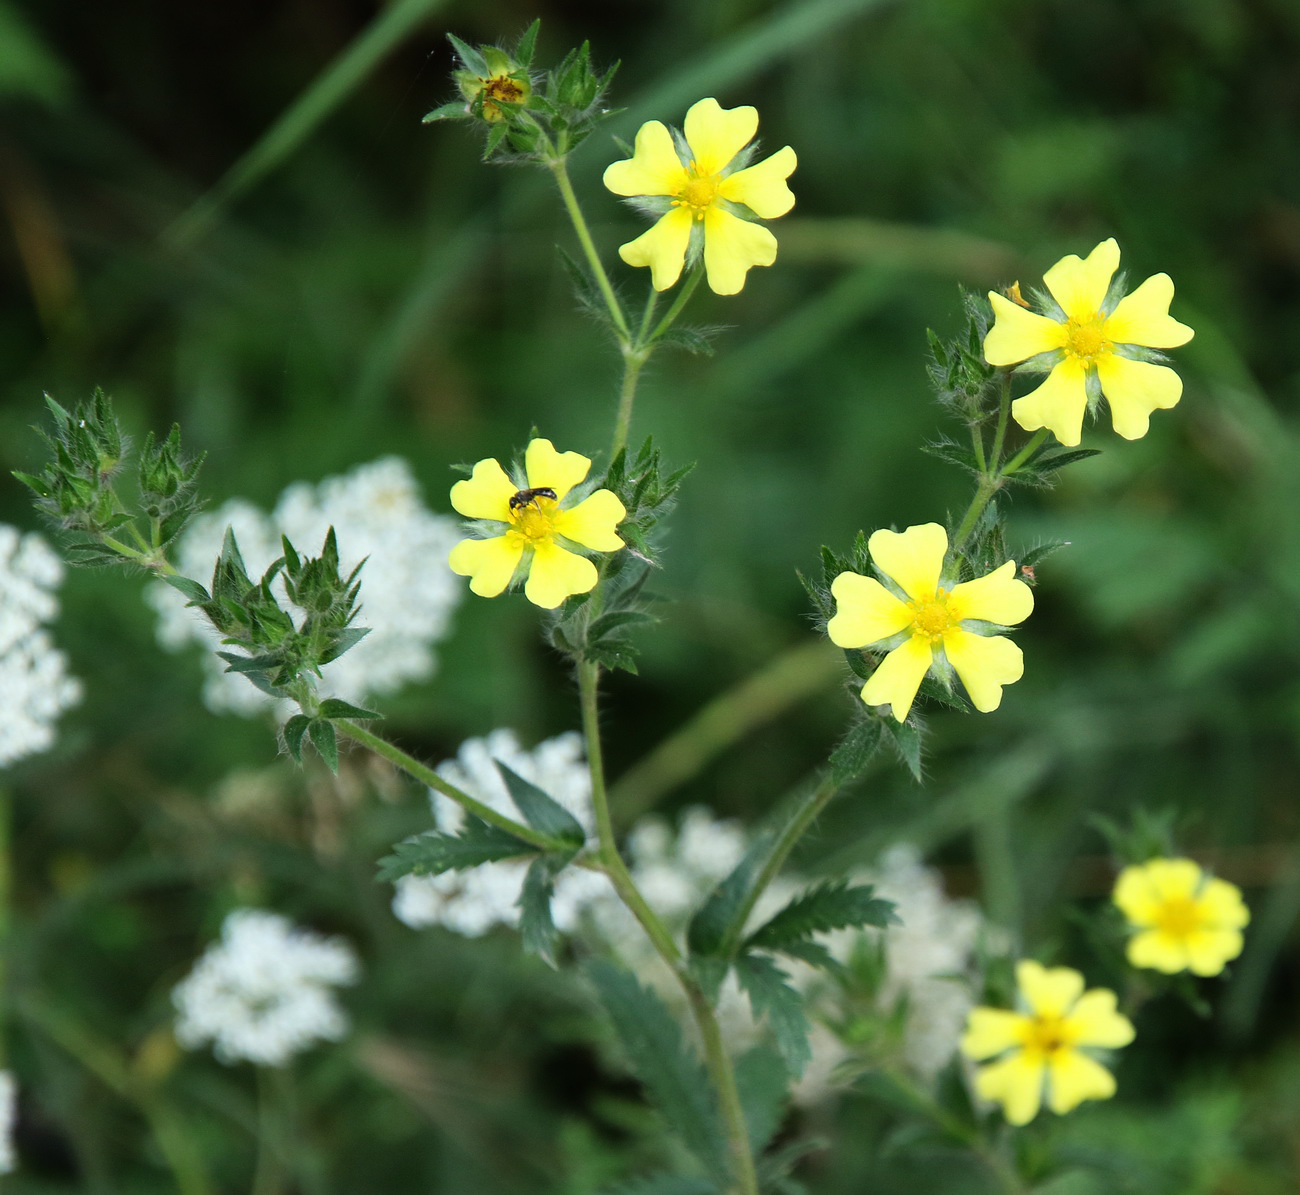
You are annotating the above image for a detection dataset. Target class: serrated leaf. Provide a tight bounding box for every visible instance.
[881,716,923,781]
[841,648,872,682]
[828,718,882,785]
[307,718,339,773]
[734,954,811,1076]
[283,714,311,762]
[734,1046,789,1154]
[745,882,897,954]
[375,819,536,884]
[1018,540,1069,570]
[775,939,843,975]
[496,763,586,847]
[319,625,370,664]
[1019,447,1102,476]
[518,855,564,967]
[585,960,729,1180]
[921,440,981,473]
[317,698,382,721]
[588,609,655,638]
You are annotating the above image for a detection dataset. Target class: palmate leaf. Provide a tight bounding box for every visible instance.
[733,953,811,1076]
[745,881,897,954]
[585,960,729,1181]
[375,818,535,884]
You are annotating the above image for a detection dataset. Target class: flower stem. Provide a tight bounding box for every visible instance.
[646,263,703,345]
[611,347,650,462]
[332,719,574,854]
[575,660,759,1195]
[546,155,630,343]
[988,371,1013,472]
[1000,428,1050,476]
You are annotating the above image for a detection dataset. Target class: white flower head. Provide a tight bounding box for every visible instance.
[0,1070,15,1174]
[392,729,609,937]
[0,526,81,767]
[148,458,462,716]
[172,910,359,1067]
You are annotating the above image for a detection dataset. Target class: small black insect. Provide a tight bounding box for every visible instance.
[509,486,557,512]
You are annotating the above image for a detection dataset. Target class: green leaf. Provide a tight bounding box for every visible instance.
[495,763,586,847]
[317,698,382,721]
[585,960,729,1180]
[421,100,468,123]
[375,819,536,884]
[734,1046,789,1154]
[282,714,312,763]
[518,855,565,967]
[307,718,339,774]
[921,439,981,474]
[515,17,541,67]
[603,1176,719,1195]
[1017,540,1069,571]
[11,470,51,497]
[776,939,843,975]
[1018,446,1102,477]
[733,953,811,1077]
[745,882,897,954]
[656,324,722,356]
[828,718,882,786]
[588,609,656,638]
[880,716,923,782]
[446,32,487,76]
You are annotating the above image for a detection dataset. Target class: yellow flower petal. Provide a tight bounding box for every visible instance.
[1094,354,1182,441]
[826,572,912,648]
[942,629,1023,713]
[448,535,524,597]
[450,457,516,521]
[1113,864,1163,926]
[1103,273,1194,349]
[620,207,694,291]
[683,98,758,176]
[1011,357,1089,446]
[524,438,591,500]
[1063,990,1134,1049]
[1016,961,1084,1019]
[984,293,1067,366]
[867,523,947,604]
[946,560,1034,626]
[1199,877,1250,930]
[717,146,797,218]
[1184,928,1245,976]
[701,206,777,295]
[1127,928,1191,973]
[524,540,598,609]
[975,1052,1045,1126]
[552,489,627,552]
[1140,858,1202,901]
[961,1008,1031,1060]
[860,635,933,723]
[603,119,688,197]
[1046,1049,1117,1115]
[1042,238,1120,323]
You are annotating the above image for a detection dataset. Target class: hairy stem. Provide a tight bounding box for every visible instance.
[611,347,650,462]
[547,155,630,342]
[1000,427,1050,476]
[333,720,573,854]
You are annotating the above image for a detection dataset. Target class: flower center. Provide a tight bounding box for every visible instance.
[509,494,557,544]
[908,593,956,641]
[1065,317,1108,362]
[673,168,720,220]
[1154,895,1203,938]
[481,73,526,121]
[1024,1014,1070,1058]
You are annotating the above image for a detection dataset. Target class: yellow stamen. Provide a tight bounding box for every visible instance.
[1065,317,1108,361]
[509,497,556,544]
[908,593,955,641]
[1022,1015,1070,1059]
[673,169,720,221]
[1154,895,1203,938]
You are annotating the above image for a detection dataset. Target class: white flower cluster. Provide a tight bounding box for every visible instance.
[392,729,611,937]
[0,526,80,767]
[172,909,359,1067]
[147,457,462,715]
[0,1070,15,1174]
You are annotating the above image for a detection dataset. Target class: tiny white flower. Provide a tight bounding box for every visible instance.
[0,1070,16,1174]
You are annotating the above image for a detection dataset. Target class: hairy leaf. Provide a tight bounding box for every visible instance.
[518,855,565,967]
[307,718,339,774]
[375,819,536,884]
[733,953,812,1076]
[746,882,897,953]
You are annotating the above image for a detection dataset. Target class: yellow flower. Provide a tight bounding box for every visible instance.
[447,438,626,609]
[603,97,796,295]
[984,238,1194,447]
[961,960,1135,1126]
[1113,857,1249,977]
[826,523,1033,723]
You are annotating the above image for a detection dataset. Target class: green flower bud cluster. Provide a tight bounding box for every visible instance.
[926,288,999,425]
[423,21,618,162]
[14,390,204,569]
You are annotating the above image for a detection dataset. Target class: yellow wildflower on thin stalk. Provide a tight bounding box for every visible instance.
[1113,857,1249,977]
[447,438,626,609]
[984,238,1194,447]
[604,97,796,296]
[961,961,1135,1126]
[827,523,1033,722]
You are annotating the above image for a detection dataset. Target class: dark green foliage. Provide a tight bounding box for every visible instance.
[375,819,537,884]
[925,289,999,422]
[603,1176,719,1195]
[496,762,587,846]
[733,953,811,1076]
[518,855,565,966]
[745,881,897,955]
[827,716,883,785]
[585,961,729,1181]
[734,1046,790,1155]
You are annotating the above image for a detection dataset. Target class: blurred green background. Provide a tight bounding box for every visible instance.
[3,0,1300,1189]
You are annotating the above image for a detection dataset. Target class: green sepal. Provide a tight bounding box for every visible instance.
[828,716,883,785]
[495,763,586,847]
[307,718,339,774]
[446,32,488,76]
[515,18,541,68]
[317,698,382,721]
[375,818,536,884]
[283,714,312,762]
[422,100,469,123]
[733,952,812,1076]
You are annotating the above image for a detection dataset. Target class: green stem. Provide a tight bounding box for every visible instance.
[950,475,1000,556]
[646,263,703,345]
[575,660,758,1195]
[969,421,987,473]
[547,155,630,342]
[611,348,650,462]
[332,720,572,854]
[988,371,1013,472]
[1000,428,1050,476]
[251,1067,284,1195]
[719,774,840,959]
